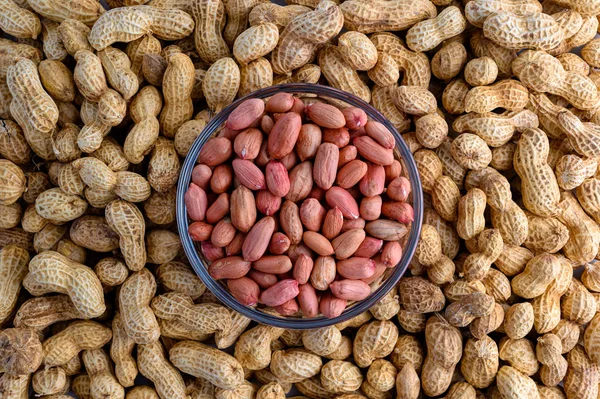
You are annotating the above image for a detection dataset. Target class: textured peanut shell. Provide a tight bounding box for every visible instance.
[118,268,160,344]
[23,251,105,318]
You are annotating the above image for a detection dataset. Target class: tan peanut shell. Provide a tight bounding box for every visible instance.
[271,0,343,74]
[514,128,561,217]
[192,0,229,64]
[170,340,245,389]
[239,57,273,97]
[405,6,467,52]
[340,0,436,33]
[42,321,112,368]
[370,32,431,88]
[83,348,125,399]
[319,44,370,103]
[337,31,378,71]
[233,22,279,65]
[27,0,104,26]
[202,57,240,113]
[89,7,152,51]
[160,53,195,137]
[7,57,58,135]
[0,0,41,39]
[58,19,93,56]
[431,42,467,81]
[465,0,542,27]
[105,199,146,271]
[118,268,160,344]
[41,18,67,61]
[24,250,105,318]
[138,341,188,399]
[0,245,29,324]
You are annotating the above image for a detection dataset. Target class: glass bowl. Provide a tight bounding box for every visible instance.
[176,83,423,329]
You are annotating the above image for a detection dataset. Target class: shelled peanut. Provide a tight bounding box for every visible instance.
[184,93,413,318]
[1,0,600,399]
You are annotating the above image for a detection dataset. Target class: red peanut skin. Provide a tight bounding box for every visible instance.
[343,107,368,130]
[287,243,313,264]
[384,160,402,184]
[336,257,377,279]
[261,115,274,134]
[198,137,232,166]
[226,232,246,256]
[253,255,293,274]
[211,218,237,247]
[322,207,344,239]
[280,151,298,171]
[361,256,387,284]
[310,256,337,291]
[320,292,347,318]
[242,216,276,262]
[354,136,394,166]
[269,232,291,255]
[219,126,239,140]
[300,198,326,232]
[234,128,263,160]
[381,241,403,267]
[293,254,314,285]
[360,163,385,197]
[274,298,299,316]
[313,143,340,190]
[266,93,294,113]
[387,176,411,202]
[232,159,266,190]
[323,127,350,148]
[360,195,382,221]
[260,279,299,307]
[337,160,368,189]
[268,112,302,158]
[286,161,313,202]
[227,98,265,130]
[338,145,358,168]
[303,231,335,256]
[256,190,282,216]
[185,183,208,221]
[280,200,303,245]
[256,140,271,167]
[298,284,319,318]
[209,256,251,279]
[206,193,230,224]
[308,186,326,201]
[297,124,322,162]
[265,160,291,197]
[247,270,278,289]
[381,202,414,224]
[354,237,384,258]
[228,277,260,306]
[365,121,395,149]
[200,241,225,262]
[330,279,371,301]
[326,187,360,219]
[192,164,212,190]
[306,103,346,129]
[210,164,233,194]
[189,222,213,241]
[290,97,305,114]
[341,217,366,233]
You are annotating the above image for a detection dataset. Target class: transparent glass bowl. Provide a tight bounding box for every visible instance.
[176,83,423,329]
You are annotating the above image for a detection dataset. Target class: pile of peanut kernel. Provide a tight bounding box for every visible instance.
[0,0,600,398]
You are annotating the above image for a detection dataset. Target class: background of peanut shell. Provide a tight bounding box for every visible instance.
[2,0,600,399]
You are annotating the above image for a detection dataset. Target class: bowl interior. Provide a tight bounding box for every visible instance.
[176,83,423,329]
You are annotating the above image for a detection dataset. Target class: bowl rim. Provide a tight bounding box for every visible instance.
[176,83,423,329]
